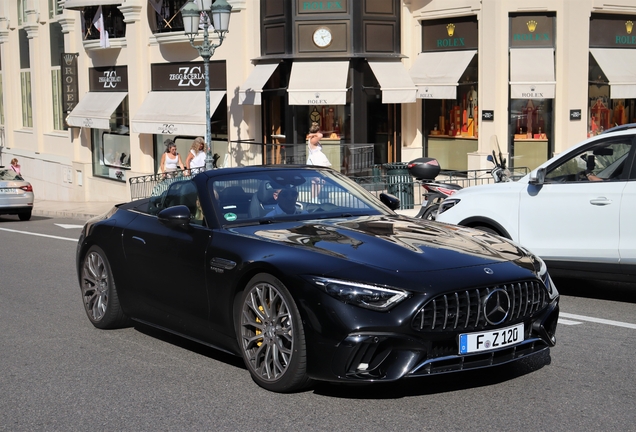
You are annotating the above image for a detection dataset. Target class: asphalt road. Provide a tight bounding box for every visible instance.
[1,214,635,431]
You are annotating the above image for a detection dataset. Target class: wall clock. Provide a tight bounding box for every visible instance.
[313,27,333,48]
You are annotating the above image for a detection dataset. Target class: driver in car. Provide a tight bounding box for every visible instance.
[266,187,306,216]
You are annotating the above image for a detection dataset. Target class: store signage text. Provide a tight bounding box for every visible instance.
[521,92,544,98]
[437,38,464,48]
[302,2,343,11]
[307,99,328,104]
[615,35,636,45]
[61,53,79,113]
[170,66,204,86]
[99,71,122,88]
[512,33,550,42]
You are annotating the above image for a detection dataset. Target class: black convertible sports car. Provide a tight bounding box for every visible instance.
[76,165,559,392]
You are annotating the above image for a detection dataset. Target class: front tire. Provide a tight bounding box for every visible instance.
[236,273,310,393]
[80,245,129,329]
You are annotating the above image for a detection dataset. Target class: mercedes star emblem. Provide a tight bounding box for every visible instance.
[483,289,511,325]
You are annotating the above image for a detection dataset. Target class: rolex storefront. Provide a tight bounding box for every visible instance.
[239,0,416,173]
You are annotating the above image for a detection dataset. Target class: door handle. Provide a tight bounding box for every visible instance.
[590,197,612,206]
[132,236,146,244]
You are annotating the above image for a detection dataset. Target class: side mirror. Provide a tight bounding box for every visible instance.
[529,167,546,185]
[158,205,191,229]
[379,193,401,211]
[487,155,494,162]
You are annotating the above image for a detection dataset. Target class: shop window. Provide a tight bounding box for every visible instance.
[149,0,188,33]
[49,0,63,18]
[50,22,66,131]
[588,54,634,136]
[510,99,552,171]
[422,57,479,172]
[0,73,4,126]
[82,6,126,40]
[20,72,33,128]
[18,0,28,26]
[92,97,130,182]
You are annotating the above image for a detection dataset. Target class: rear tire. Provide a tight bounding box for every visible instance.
[422,205,439,221]
[79,245,129,329]
[236,273,311,393]
[18,211,32,221]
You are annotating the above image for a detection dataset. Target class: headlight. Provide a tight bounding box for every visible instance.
[308,277,409,311]
[438,198,460,215]
[522,250,558,298]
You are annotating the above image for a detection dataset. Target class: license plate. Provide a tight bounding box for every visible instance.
[459,323,524,354]
[0,188,17,194]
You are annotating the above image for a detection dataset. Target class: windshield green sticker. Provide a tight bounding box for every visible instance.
[224,213,237,221]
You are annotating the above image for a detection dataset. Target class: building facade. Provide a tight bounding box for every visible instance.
[0,0,635,203]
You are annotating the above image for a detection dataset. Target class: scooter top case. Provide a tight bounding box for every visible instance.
[407,157,441,180]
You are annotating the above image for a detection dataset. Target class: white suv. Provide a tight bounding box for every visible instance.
[436,125,636,282]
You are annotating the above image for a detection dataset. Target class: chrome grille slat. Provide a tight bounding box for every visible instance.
[464,291,470,329]
[454,292,460,329]
[413,280,549,332]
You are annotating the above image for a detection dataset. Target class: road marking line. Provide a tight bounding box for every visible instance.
[558,318,582,325]
[54,223,84,229]
[0,227,78,242]
[560,312,636,330]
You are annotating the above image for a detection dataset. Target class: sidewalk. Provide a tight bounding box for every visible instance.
[33,199,120,220]
[32,198,421,220]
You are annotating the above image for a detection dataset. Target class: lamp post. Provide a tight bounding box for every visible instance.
[181,0,232,170]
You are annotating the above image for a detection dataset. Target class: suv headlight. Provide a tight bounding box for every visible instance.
[438,198,460,215]
[308,277,409,311]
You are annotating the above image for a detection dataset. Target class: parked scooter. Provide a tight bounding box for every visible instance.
[488,135,512,183]
[407,158,462,220]
[408,137,511,220]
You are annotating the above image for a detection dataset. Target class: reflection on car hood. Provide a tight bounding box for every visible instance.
[231,215,530,273]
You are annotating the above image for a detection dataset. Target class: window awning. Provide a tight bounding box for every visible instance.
[590,48,636,99]
[131,91,226,136]
[409,50,476,99]
[367,61,417,104]
[287,61,349,105]
[63,0,121,10]
[239,63,279,105]
[509,48,555,99]
[66,92,127,129]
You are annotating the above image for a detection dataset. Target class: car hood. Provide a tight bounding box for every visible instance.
[230,215,533,273]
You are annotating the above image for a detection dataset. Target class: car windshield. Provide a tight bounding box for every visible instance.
[0,169,24,181]
[210,168,393,225]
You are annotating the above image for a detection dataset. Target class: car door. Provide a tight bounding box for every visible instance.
[122,180,211,338]
[619,147,636,268]
[518,137,632,263]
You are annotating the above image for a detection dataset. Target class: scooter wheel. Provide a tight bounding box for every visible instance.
[422,204,439,220]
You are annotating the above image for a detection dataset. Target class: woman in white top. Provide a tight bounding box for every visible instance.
[306,122,331,201]
[186,137,207,173]
[160,140,184,176]
[306,122,331,167]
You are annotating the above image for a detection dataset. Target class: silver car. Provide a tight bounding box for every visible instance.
[0,168,34,221]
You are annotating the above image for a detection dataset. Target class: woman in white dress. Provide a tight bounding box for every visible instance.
[160,139,184,177]
[186,137,207,174]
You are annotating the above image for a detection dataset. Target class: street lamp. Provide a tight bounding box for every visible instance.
[181,0,232,170]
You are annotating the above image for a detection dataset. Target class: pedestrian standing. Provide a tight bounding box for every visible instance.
[10,158,21,175]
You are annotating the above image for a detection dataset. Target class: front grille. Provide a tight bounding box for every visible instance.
[413,280,547,332]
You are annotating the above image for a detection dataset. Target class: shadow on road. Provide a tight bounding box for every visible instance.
[554,277,636,304]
